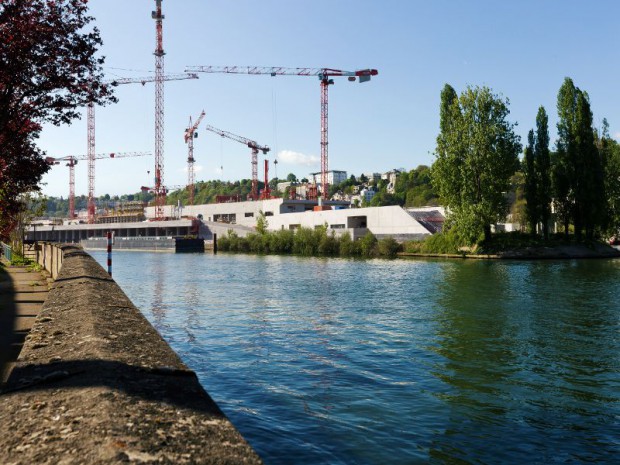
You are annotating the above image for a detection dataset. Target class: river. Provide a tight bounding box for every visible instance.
[90,251,620,464]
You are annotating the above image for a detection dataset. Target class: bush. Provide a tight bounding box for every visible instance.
[359,231,378,257]
[293,227,319,256]
[269,229,294,254]
[318,231,340,256]
[377,237,401,258]
[338,232,360,257]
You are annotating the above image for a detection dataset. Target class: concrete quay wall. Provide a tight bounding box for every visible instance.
[0,244,262,464]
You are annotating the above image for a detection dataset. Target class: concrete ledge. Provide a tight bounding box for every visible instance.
[0,245,262,464]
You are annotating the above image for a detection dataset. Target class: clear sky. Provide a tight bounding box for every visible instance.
[38,0,620,198]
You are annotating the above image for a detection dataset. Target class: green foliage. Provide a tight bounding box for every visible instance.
[554,77,606,240]
[359,231,378,257]
[599,121,620,237]
[256,210,268,235]
[217,228,399,259]
[377,237,401,258]
[432,84,521,243]
[534,106,552,239]
[403,230,464,255]
[523,129,538,234]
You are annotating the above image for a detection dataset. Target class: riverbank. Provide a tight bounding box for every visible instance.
[400,243,620,259]
[0,245,262,464]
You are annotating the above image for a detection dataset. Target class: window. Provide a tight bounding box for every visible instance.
[245,212,254,218]
[265,211,274,217]
[330,224,345,229]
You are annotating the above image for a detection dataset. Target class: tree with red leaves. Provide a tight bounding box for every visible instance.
[0,0,115,241]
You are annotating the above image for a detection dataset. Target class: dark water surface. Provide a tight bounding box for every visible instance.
[91,251,620,464]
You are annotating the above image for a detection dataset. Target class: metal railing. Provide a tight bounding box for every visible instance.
[0,241,13,262]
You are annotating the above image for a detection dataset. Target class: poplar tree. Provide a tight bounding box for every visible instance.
[523,130,538,234]
[534,107,552,239]
[554,78,605,240]
[433,84,521,243]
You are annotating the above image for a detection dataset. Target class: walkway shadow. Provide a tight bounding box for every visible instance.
[0,264,17,385]
[2,358,226,417]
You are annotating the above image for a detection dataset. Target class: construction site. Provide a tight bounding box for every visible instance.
[29,0,445,251]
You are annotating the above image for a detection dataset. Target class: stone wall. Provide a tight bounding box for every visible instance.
[0,245,262,464]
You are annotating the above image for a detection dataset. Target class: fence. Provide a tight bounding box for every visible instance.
[35,242,64,279]
[0,242,12,262]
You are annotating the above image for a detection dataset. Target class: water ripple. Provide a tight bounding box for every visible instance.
[92,252,620,464]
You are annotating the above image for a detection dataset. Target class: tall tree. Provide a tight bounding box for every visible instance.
[534,106,552,239]
[554,78,605,240]
[598,119,620,237]
[523,130,538,234]
[432,84,521,242]
[554,78,579,237]
[0,0,115,240]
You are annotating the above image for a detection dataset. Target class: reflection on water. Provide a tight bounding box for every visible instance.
[92,252,620,465]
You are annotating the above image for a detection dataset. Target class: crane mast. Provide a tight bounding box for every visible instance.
[184,65,378,201]
[84,72,197,224]
[87,103,96,223]
[153,0,166,220]
[184,110,206,206]
[203,124,270,201]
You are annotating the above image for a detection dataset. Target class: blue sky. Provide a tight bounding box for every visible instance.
[39,0,620,198]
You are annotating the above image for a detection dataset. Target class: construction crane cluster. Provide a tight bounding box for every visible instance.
[184,66,378,201]
[50,0,377,221]
[46,152,151,220]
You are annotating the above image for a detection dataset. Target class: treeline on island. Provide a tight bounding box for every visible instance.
[426,77,620,254]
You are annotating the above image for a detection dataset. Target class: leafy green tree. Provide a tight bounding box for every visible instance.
[256,210,268,234]
[286,173,298,182]
[554,78,605,239]
[598,119,620,237]
[534,107,552,239]
[432,84,521,242]
[523,130,538,234]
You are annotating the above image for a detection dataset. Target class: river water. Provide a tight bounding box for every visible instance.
[90,251,620,464]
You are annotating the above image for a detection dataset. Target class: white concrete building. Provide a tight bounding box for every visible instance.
[146,198,432,241]
[309,170,348,186]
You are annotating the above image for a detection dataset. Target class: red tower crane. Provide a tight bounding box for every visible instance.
[203,124,270,200]
[184,110,206,206]
[184,66,378,201]
[46,152,152,220]
[85,73,198,224]
[152,0,166,220]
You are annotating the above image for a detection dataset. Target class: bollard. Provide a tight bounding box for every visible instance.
[107,232,112,277]
[213,233,217,255]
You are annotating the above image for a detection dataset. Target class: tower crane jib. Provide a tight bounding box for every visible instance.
[184,65,378,201]
[203,124,270,201]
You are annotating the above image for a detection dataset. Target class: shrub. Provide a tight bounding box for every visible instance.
[359,231,378,257]
[318,231,339,256]
[377,237,401,258]
[269,229,294,254]
[338,232,360,257]
[293,227,319,256]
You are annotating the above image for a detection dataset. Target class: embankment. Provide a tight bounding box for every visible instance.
[0,244,262,464]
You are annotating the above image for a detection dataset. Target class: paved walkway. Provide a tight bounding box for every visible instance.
[0,261,50,384]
